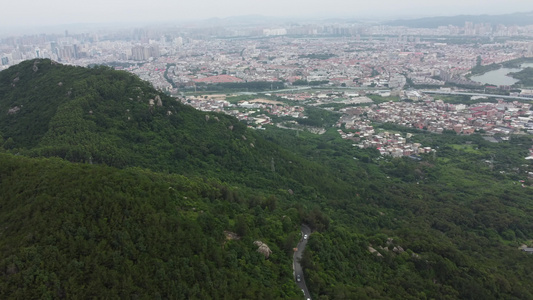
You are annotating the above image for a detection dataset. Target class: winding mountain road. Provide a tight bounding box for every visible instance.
[293,224,312,299]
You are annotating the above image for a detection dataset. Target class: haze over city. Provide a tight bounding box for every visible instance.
[2,0,533,31]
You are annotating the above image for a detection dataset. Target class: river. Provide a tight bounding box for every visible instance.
[471,63,533,86]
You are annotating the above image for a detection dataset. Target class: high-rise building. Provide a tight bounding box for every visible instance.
[131,45,160,61]
[149,45,160,58]
[1,57,9,65]
[73,44,79,59]
[131,46,146,61]
[50,42,59,56]
[143,47,151,60]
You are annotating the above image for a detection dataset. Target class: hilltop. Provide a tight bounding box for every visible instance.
[0,59,350,197]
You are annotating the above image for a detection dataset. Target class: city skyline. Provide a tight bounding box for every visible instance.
[2,0,533,32]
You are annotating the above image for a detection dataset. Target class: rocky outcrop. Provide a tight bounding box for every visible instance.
[369,238,406,256]
[155,95,162,107]
[224,231,240,240]
[368,246,383,257]
[8,106,21,114]
[254,241,272,259]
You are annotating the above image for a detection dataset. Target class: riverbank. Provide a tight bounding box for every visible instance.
[467,57,533,78]
[469,59,533,86]
[508,67,533,87]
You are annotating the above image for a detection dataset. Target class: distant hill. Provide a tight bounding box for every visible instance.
[385,11,533,28]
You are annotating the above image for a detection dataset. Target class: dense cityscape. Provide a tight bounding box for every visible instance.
[2,21,533,90]
[2,19,533,161]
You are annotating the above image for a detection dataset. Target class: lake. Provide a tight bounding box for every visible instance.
[471,63,533,86]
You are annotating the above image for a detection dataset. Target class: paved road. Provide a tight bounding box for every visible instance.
[293,224,312,299]
[422,90,533,101]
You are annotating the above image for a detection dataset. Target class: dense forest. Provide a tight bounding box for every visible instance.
[0,153,308,299]
[1,59,533,299]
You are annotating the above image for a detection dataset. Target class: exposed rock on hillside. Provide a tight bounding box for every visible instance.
[254,241,272,259]
[368,246,383,257]
[7,106,20,115]
[224,231,240,240]
[155,95,162,107]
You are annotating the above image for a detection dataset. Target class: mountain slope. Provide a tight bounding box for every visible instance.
[0,153,304,299]
[0,59,354,198]
[0,59,251,167]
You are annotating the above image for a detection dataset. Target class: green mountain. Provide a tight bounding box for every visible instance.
[1,59,533,299]
[0,59,345,196]
[0,153,303,299]
[0,59,258,171]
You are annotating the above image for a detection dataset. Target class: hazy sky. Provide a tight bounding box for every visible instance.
[2,0,533,28]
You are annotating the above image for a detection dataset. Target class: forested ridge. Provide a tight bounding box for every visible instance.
[0,154,306,299]
[1,59,533,299]
[0,59,352,197]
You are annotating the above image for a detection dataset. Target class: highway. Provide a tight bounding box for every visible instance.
[422,90,533,101]
[293,224,312,300]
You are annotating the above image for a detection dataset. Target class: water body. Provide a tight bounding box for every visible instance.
[471,63,533,86]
